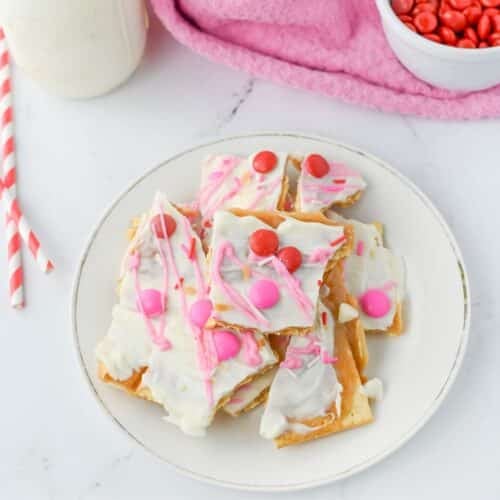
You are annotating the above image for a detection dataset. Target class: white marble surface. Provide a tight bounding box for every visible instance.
[1,12,499,500]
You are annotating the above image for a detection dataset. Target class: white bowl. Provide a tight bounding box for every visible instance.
[375,0,500,91]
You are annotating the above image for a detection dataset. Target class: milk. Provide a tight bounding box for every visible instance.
[0,0,148,98]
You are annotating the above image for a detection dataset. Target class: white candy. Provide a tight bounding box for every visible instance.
[338,302,359,323]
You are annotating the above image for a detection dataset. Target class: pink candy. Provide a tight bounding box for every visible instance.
[213,330,241,361]
[137,288,164,317]
[189,298,213,327]
[359,288,392,318]
[248,279,280,309]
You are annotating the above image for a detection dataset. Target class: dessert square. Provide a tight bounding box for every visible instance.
[198,151,289,228]
[294,153,367,212]
[329,214,405,334]
[259,301,373,448]
[207,209,353,335]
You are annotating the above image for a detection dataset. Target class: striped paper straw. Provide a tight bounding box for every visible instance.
[0,28,23,307]
[0,178,54,273]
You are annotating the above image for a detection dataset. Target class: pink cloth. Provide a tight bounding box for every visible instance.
[151,0,500,120]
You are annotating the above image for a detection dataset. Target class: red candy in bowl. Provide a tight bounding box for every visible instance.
[376,0,500,90]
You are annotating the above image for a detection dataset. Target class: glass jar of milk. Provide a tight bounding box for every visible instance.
[0,0,148,98]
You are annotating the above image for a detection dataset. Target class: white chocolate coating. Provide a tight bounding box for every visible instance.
[224,368,277,416]
[260,302,342,440]
[361,378,384,401]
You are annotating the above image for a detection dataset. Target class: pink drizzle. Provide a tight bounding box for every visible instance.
[212,240,270,328]
[155,204,217,406]
[308,247,335,264]
[198,156,240,221]
[130,251,171,350]
[280,334,336,370]
[329,162,361,177]
[199,156,239,206]
[356,240,365,256]
[302,182,347,194]
[181,217,208,297]
[247,177,282,210]
[270,256,313,321]
[202,176,243,222]
[241,331,262,366]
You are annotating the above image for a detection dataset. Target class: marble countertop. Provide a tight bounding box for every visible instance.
[1,14,499,500]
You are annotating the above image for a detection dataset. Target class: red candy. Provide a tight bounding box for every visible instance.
[457,37,477,46]
[465,26,479,41]
[413,2,438,14]
[450,0,473,8]
[482,0,500,7]
[441,10,467,31]
[393,0,500,48]
[253,150,278,174]
[277,246,302,273]
[249,229,279,257]
[304,154,330,178]
[483,6,500,15]
[392,0,415,14]
[492,14,500,30]
[151,214,177,238]
[425,32,442,41]
[464,6,482,25]
[415,11,439,31]
[477,13,492,38]
[439,25,458,43]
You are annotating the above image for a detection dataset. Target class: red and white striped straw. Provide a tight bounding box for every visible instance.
[0,28,23,307]
[0,178,53,274]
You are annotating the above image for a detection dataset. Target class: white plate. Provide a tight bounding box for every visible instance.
[72,133,470,491]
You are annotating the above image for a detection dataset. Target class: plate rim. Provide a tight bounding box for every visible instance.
[71,131,471,492]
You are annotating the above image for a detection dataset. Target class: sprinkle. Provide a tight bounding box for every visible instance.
[215,303,233,312]
[321,311,327,326]
[241,265,251,280]
[356,240,365,256]
[174,277,184,290]
[188,237,196,260]
[203,220,212,228]
[184,285,197,296]
[333,178,346,184]
[317,279,323,287]
[330,235,346,247]
[321,352,338,364]
[240,170,252,185]
[257,256,274,266]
